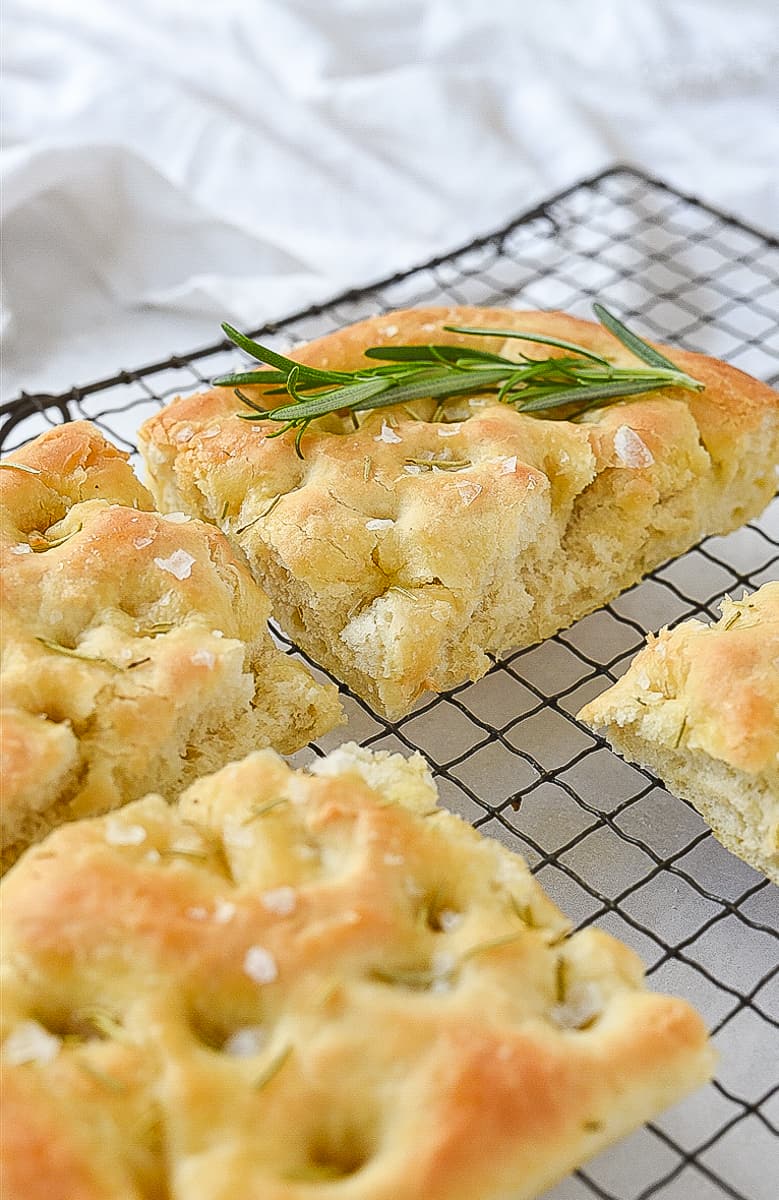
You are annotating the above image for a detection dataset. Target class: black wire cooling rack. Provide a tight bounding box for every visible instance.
[2,166,778,1200]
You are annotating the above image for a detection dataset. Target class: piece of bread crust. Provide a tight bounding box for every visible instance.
[0,422,342,871]
[0,743,714,1200]
[138,306,779,720]
[578,582,779,882]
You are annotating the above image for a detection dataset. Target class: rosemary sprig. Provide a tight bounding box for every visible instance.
[214,306,704,457]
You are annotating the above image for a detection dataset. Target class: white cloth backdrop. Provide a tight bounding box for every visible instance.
[2,0,778,400]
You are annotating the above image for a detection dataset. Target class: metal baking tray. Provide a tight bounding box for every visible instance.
[3,165,777,1200]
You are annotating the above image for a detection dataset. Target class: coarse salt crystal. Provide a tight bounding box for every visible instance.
[105,818,147,846]
[383,852,405,866]
[3,1021,61,1065]
[10,543,32,555]
[613,425,654,468]
[154,549,195,580]
[243,946,278,984]
[161,512,191,524]
[559,450,570,464]
[381,324,399,338]
[375,421,402,445]
[191,649,216,668]
[133,536,154,550]
[174,426,194,444]
[261,886,297,917]
[212,629,224,638]
[223,1025,266,1057]
[201,426,221,439]
[403,463,423,475]
[438,909,463,932]
[500,456,518,474]
[365,518,394,532]
[213,899,237,924]
[436,426,460,437]
[455,480,482,506]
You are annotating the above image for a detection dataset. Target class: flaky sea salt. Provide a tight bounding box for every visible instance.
[3,1021,61,1065]
[223,1026,266,1057]
[133,535,154,550]
[437,426,460,438]
[261,886,297,917]
[438,909,463,932]
[223,820,253,849]
[191,649,216,668]
[365,518,394,532]
[455,480,482,506]
[375,421,402,444]
[381,324,399,338]
[10,543,32,555]
[105,818,147,846]
[613,425,654,468]
[213,899,237,924]
[500,456,518,474]
[154,549,196,580]
[173,425,194,444]
[244,946,278,984]
[161,512,191,524]
[201,426,221,439]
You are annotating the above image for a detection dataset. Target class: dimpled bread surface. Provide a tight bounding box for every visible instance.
[579,582,779,882]
[1,744,714,1200]
[0,422,341,871]
[138,306,779,719]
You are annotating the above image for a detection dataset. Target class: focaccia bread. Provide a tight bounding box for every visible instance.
[579,582,779,882]
[1,743,713,1200]
[138,306,779,719]
[0,422,341,871]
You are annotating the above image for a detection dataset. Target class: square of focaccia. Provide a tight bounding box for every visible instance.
[579,582,779,882]
[1,743,713,1200]
[138,307,779,720]
[0,422,341,871]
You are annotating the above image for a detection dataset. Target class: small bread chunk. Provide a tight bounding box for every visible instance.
[138,306,779,718]
[579,582,779,882]
[0,744,713,1200]
[0,422,341,871]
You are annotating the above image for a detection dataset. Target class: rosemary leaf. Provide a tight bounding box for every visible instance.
[444,325,612,366]
[218,305,704,455]
[592,304,679,371]
[253,1044,292,1092]
[35,638,115,667]
[0,461,41,475]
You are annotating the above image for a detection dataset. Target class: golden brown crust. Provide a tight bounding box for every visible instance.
[139,307,779,718]
[0,422,341,871]
[0,744,714,1199]
[578,583,779,881]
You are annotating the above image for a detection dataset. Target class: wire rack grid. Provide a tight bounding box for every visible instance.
[2,166,777,1200]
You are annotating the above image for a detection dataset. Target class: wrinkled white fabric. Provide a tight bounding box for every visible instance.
[2,0,778,398]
